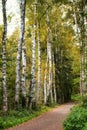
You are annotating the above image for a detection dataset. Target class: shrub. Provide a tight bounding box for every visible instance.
[82,123,87,130]
[63,106,87,130]
[71,94,82,102]
[82,95,87,108]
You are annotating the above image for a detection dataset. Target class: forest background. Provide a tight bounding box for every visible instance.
[0,0,86,115]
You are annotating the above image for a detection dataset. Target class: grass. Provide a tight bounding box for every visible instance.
[0,104,58,129]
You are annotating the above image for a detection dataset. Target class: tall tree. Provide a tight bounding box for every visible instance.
[2,0,8,112]
[29,0,37,109]
[52,54,57,103]
[44,56,48,105]
[46,10,53,104]
[15,0,26,108]
[71,0,87,95]
[21,42,26,108]
[37,22,41,104]
[80,0,87,95]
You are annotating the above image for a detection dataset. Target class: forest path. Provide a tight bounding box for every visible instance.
[6,103,75,130]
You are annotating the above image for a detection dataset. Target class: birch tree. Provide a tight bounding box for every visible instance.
[21,43,26,108]
[37,22,41,104]
[2,0,8,112]
[72,0,87,95]
[80,0,87,95]
[29,0,37,109]
[15,0,26,108]
[52,54,57,103]
[47,10,53,104]
[44,56,48,105]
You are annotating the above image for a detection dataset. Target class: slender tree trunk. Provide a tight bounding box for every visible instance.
[52,54,57,103]
[80,0,86,95]
[21,43,26,108]
[44,56,48,105]
[84,14,87,93]
[2,0,8,112]
[37,22,41,104]
[49,38,53,104]
[47,11,53,104]
[15,0,26,108]
[44,72,47,105]
[60,49,64,103]
[29,0,37,109]
[83,1,87,94]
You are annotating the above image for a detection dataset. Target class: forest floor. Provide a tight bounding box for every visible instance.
[6,102,75,130]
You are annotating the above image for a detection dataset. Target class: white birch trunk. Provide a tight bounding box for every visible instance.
[37,23,41,104]
[84,15,87,93]
[2,0,8,112]
[47,11,53,104]
[44,71,47,105]
[15,0,26,108]
[52,54,57,103]
[49,49,53,104]
[80,0,87,95]
[44,56,48,105]
[29,0,37,109]
[21,43,26,107]
[83,3,87,94]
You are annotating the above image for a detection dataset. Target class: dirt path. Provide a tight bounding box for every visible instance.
[6,103,75,130]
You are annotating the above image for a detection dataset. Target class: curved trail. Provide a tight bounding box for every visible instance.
[6,103,75,130]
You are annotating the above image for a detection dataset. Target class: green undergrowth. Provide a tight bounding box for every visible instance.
[0,104,58,129]
[71,93,82,102]
[63,95,87,130]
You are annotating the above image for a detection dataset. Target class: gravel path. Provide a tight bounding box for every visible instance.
[6,103,75,130]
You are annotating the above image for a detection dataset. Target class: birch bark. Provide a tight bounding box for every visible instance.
[72,0,85,96]
[21,43,26,107]
[80,0,87,95]
[37,22,41,104]
[15,0,26,108]
[44,56,48,105]
[47,11,53,103]
[29,0,37,109]
[2,0,8,112]
[52,54,57,103]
